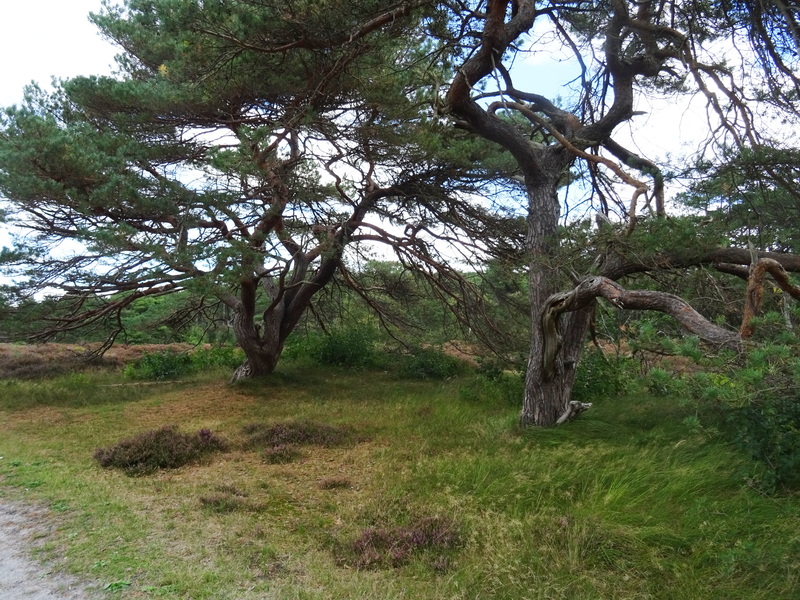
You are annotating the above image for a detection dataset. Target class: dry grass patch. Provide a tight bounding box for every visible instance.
[319,477,353,490]
[0,342,205,379]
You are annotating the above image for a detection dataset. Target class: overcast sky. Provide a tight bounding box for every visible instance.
[0,0,117,107]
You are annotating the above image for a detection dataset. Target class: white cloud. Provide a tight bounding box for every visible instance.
[0,2,118,252]
[0,0,117,107]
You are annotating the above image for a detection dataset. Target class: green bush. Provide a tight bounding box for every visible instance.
[398,347,466,380]
[572,349,632,403]
[684,341,800,491]
[123,346,244,380]
[190,346,244,370]
[281,333,320,363]
[124,350,193,380]
[643,367,686,397]
[94,426,228,476]
[715,349,800,491]
[310,327,382,369]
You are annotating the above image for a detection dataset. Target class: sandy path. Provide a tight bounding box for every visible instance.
[0,501,101,600]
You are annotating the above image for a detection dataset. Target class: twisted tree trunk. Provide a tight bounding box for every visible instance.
[520,172,593,426]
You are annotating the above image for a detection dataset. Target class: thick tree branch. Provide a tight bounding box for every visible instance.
[741,257,800,338]
[541,276,742,380]
[601,246,800,280]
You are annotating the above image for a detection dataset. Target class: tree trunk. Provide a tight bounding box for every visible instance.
[229,301,285,383]
[521,305,593,426]
[519,170,591,426]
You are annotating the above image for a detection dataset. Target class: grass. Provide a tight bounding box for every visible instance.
[0,362,799,599]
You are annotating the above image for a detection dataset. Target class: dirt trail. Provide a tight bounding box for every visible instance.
[0,501,100,600]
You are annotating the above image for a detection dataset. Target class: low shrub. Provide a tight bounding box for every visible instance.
[190,346,245,371]
[123,351,193,380]
[686,340,800,491]
[263,444,302,464]
[572,348,633,403]
[398,346,466,380]
[728,394,800,490]
[94,426,228,476]
[643,367,686,397]
[242,420,353,450]
[123,346,244,380]
[341,515,461,570]
[309,326,382,369]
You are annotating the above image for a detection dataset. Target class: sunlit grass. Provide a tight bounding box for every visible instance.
[0,364,798,599]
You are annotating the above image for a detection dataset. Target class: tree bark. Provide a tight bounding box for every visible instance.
[520,171,593,427]
[740,257,800,338]
[228,296,285,382]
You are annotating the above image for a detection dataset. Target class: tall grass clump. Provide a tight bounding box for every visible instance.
[459,369,524,406]
[94,425,228,475]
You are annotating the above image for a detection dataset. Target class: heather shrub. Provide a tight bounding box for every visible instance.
[94,426,228,475]
[319,477,353,490]
[262,444,302,464]
[340,516,461,570]
[199,486,250,513]
[242,420,353,450]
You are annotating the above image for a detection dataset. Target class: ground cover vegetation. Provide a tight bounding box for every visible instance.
[0,354,799,599]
